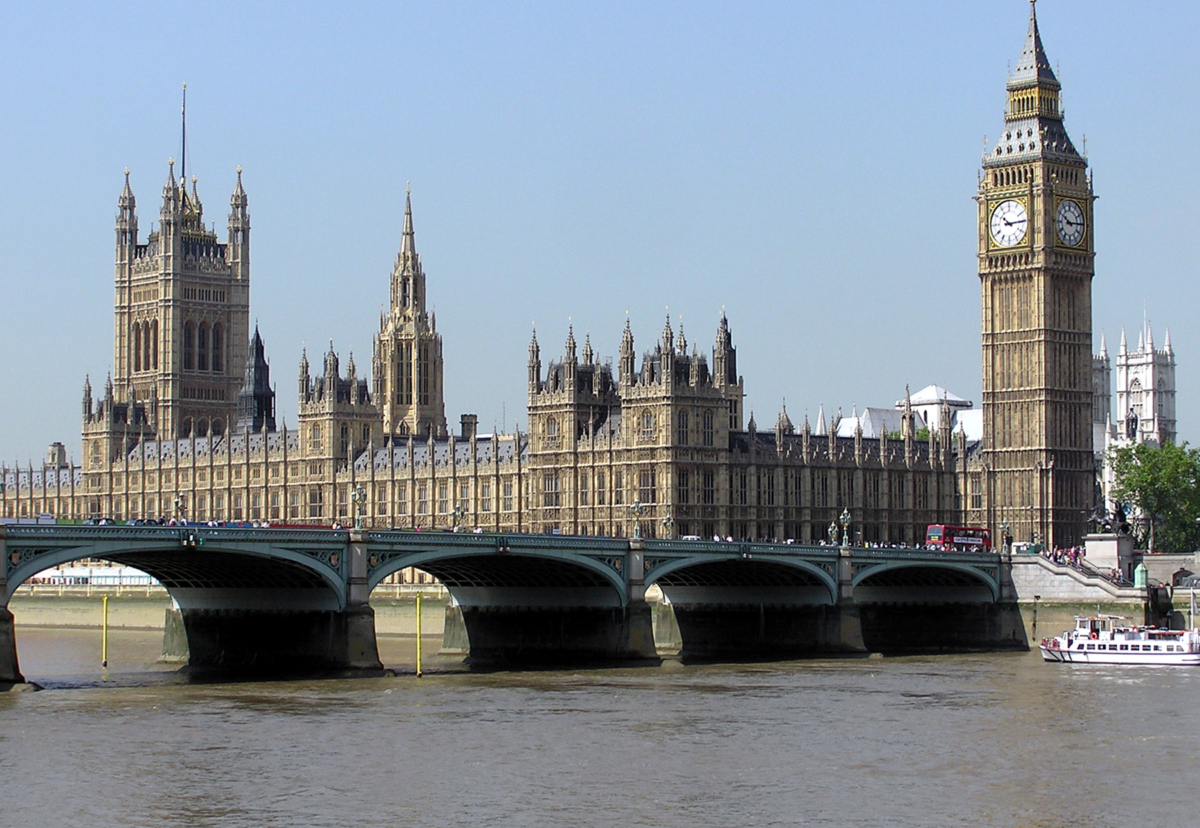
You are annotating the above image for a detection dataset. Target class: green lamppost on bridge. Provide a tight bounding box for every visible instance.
[661,514,674,540]
[630,500,643,539]
[450,502,466,533]
[1000,521,1011,555]
[839,508,851,548]
[173,492,184,523]
[351,485,367,530]
[828,520,837,546]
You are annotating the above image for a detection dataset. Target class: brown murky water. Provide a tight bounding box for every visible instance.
[2,610,1198,827]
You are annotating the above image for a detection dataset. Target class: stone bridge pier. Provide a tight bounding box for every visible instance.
[1,530,24,683]
[647,545,866,661]
[170,531,383,676]
[368,533,659,667]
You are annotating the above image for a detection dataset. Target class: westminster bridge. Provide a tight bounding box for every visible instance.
[0,524,1027,682]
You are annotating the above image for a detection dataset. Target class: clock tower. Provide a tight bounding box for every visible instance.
[977,1,1096,548]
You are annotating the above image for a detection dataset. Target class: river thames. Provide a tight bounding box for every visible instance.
[3,612,1198,828]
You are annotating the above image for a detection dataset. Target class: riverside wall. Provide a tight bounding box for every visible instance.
[1008,555,1144,604]
[9,592,447,637]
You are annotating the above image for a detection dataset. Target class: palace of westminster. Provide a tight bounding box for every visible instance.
[0,5,1180,551]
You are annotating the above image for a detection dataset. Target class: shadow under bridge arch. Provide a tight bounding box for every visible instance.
[368,546,628,609]
[849,560,1025,653]
[363,535,654,666]
[6,534,347,612]
[3,526,370,678]
[648,557,838,607]
[645,557,851,661]
[852,561,999,604]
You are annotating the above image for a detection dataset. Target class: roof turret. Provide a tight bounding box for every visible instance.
[1010,1,1059,90]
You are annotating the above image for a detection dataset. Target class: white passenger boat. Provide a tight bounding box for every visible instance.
[1040,615,1200,665]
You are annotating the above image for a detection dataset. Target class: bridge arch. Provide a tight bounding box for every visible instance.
[2,526,383,679]
[852,561,999,603]
[5,529,348,611]
[646,556,838,606]
[367,544,628,608]
[362,532,652,665]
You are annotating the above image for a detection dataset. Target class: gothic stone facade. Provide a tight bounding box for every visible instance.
[3,5,1098,550]
[1,183,959,544]
[966,3,1097,549]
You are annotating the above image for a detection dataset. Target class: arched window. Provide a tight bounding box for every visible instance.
[310,425,322,451]
[1129,379,1143,416]
[197,323,209,371]
[150,319,159,370]
[183,322,196,371]
[211,324,223,373]
[132,323,142,372]
[546,417,559,438]
[641,411,655,441]
[197,418,209,436]
[211,419,224,437]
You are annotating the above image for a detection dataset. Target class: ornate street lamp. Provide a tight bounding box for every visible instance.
[351,484,367,530]
[630,500,643,539]
[999,521,1011,555]
[828,520,838,546]
[839,508,851,547]
[450,502,466,533]
[173,492,184,523]
[661,514,675,540]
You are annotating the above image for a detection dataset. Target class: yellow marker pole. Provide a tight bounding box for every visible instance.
[101,594,109,668]
[415,591,423,677]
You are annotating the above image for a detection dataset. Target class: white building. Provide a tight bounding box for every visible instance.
[1092,320,1178,509]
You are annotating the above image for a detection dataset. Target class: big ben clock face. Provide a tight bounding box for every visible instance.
[990,200,1028,247]
[1055,199,1085,246]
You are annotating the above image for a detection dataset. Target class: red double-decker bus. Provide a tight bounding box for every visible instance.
[925,524,992,553]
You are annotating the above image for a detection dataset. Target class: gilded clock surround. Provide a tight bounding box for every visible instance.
[1053,197,1087,248]
[987,198,1030,250]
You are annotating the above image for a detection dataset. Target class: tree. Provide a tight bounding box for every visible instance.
[1108,441,1200,553]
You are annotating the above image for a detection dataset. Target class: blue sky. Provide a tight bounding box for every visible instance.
[1,1,1197,462]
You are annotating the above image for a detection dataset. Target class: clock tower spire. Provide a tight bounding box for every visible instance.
[974,0,1096,549]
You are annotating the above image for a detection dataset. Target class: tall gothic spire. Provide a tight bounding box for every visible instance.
[119,168,134,209]
[988,0,1078,164]
[390,185,425,315]
[230,166,247,210]
[1010,1,1058,89]
[401,185,416,258]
